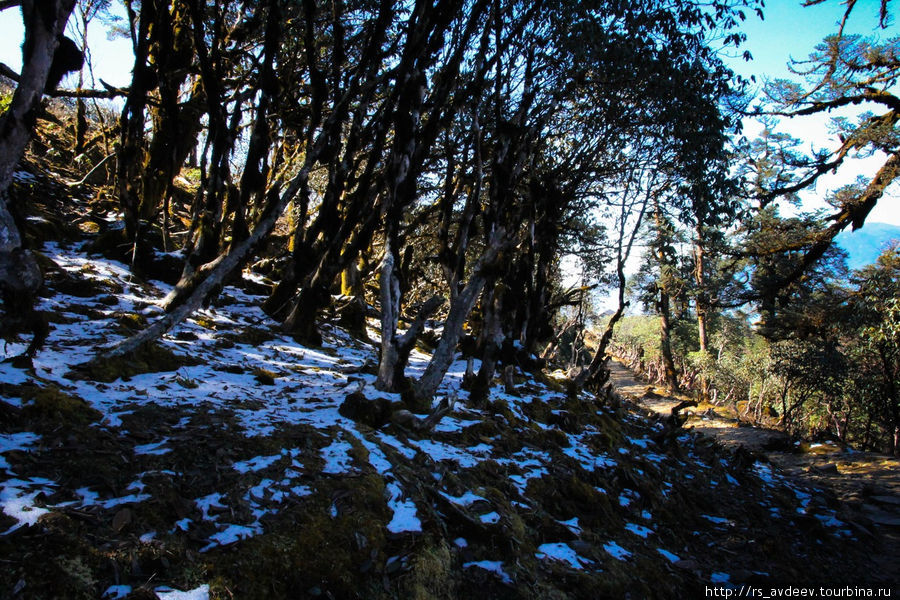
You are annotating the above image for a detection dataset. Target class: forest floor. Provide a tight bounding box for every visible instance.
[0,162,898,598]
[608,358,900,584]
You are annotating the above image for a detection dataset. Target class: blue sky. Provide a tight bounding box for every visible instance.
[0,4,133,88]
[727,0,895,81]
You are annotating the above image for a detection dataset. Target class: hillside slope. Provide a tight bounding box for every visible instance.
[0,166,896,599]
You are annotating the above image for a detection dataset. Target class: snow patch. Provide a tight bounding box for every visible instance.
[535,542,589,569]
[657,548,680,563]
[320,437,355,474]
[462,560,512,584]
[479,511,500,524]
[1,485,51,533]
[103,585,133,599]
[233,453,283,474]
[385,482,422,534]
[155,585,210,600]
[624,523,654,538]
[134,439,172,456]
[603,541,632,561]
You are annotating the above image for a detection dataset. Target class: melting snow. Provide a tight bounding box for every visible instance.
[140,531,156,543]
[385,482,422,533]
[196,492,227,521]
[155,585,210,600]
[0,432,40,470]
[349,429,422,534]
[1,485,51,533]
[440,490,487,506]
[479,511,501,524]
[134,439,172,456]
[320,437,355,474]
[627,436,653,448]
[535,542,589,569]
[625,523,654,538]
[201,523,261,552]
[562,434,616,472]
[0,239,857,592]
[103,585,132,599]
[559,517,582,536]
[462,560,512,584]
[407,439,492,468]
[233,453,283,473]
[376,433,418,460]
[603,541,632,561]
[657,548,680,563]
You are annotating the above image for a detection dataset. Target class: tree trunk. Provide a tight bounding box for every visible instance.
[574,301,627,392]
[376,290,443,393]
[0,0,76,310]
[93,161,315,361]
[693,229,712,402]
[414,229,508,402]
[115,0,158,274]
[376,239,403,391]
[470,281,503,406]
[658,288,680,393]
[337,255,368,336]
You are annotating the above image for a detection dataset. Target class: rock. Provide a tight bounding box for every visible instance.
[808,463,839,475]
[112,508,132,532]
[673,559,699,571]
[845,520,875,539]
[570,540,592,554]
[870,495,900,507]
[339,389,394,428]
[860,504,900,527]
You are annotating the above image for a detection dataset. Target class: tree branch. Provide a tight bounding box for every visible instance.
[1,63,128,98]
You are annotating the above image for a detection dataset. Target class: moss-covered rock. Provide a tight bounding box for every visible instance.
[69,343,202,382]
[19,383,102,425]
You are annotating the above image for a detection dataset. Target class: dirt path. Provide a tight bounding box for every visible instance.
[607,357,900,583]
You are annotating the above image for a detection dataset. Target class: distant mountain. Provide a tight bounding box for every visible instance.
[834,222,900,271]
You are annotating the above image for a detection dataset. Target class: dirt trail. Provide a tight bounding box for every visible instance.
[607,357,900,582]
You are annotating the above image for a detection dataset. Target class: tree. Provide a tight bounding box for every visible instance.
[0,0,77,354]
[847,244,900,453]
[98,0,399,359]
[749,2,899,289]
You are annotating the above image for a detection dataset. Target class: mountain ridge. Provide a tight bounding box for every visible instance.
[835,222,900,270]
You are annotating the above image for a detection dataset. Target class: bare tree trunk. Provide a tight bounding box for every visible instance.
[375,285,443,392]
[572,168,652,393]
[115,0,158,274]
[376,241,402,390]
[469,281,503,406]
[574,301,627,391]
[0,1,76,312]
[414,228,509,402]
[91,163,315,361]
